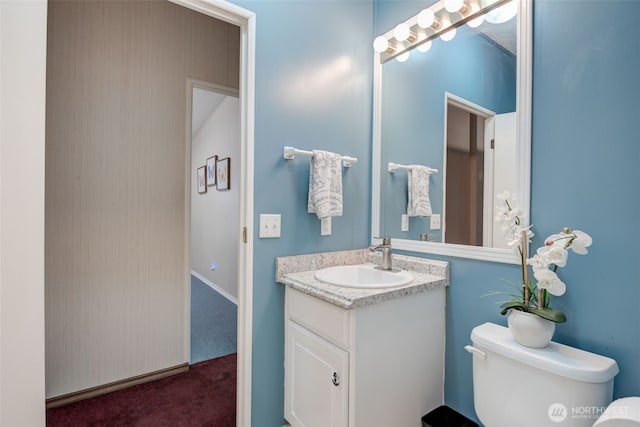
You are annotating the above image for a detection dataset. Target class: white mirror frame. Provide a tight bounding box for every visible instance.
[371,0,531,264]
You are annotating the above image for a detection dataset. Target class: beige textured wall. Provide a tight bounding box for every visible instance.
[45,0,239,398]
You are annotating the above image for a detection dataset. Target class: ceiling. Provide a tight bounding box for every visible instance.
[475,16,517,55]
[192,88,226,138]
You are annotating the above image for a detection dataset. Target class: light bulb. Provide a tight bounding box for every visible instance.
[393,23,411,41]
[485,0,517,24]
[440,29,456,41]
[467,4,484,28]
[373,36,389,53]
[440,19,456,41]
[417,40,432,53]
[417,9,435,29]
[468,15,484,28]
[396,51,410,63]
[444,0,464,13]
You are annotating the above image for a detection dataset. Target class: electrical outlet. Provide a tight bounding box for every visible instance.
[430,214,441,230]
[259,214,281,238]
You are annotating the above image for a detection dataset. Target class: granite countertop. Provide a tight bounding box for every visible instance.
[275,249,449,309]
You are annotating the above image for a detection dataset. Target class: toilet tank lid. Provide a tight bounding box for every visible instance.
[471,323,619,383]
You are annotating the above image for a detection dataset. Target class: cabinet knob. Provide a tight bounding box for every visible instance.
[332,372,340,386]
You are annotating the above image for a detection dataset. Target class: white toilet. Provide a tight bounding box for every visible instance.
[466,323,640,427]
[593,397,640,427]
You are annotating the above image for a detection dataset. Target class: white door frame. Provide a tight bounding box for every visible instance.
[171,1,255,426]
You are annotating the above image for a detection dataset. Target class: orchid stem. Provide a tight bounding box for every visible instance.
[538,288,544,309]
[521,230,529,306]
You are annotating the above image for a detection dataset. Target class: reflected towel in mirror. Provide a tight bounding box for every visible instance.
[308,150,343,234]
[407,165,433,217]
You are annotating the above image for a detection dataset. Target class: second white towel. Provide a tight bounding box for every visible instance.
[308,150,343,234]
[407,165,433,217]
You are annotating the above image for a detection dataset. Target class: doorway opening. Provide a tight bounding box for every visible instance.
[43,0,255,424]
[445,101,487,246]
[188,81,240,364]
[443,93,516,248]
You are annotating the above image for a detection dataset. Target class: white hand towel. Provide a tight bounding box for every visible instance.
[407,165,433,217]
[308,150,343,223]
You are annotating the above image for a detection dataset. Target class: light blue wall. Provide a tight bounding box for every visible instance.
[530,0,639,406]
[230,1,374,425]
[231,0,639,425]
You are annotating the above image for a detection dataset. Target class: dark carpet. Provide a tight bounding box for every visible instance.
[47,353,236,427]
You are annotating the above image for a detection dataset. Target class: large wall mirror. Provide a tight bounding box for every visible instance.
[371,0,531,264]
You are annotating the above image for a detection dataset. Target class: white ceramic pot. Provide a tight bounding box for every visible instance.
[507,309,556,348]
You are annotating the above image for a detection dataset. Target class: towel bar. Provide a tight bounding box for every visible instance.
[283,146,357,168]
[388,162,438,174]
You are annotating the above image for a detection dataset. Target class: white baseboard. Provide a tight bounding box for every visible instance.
[190,270,238,305]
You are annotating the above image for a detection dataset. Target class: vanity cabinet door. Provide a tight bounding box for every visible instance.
[285,320,349,427]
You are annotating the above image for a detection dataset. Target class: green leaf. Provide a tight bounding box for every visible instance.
[530,307,567,323]
[499,301,528,316]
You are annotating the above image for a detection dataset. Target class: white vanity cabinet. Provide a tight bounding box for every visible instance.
[284,285,446,427]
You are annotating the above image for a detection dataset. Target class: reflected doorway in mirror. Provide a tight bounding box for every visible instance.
[443,94,516,248]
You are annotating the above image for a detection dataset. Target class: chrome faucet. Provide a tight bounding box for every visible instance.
[369,237,393,270]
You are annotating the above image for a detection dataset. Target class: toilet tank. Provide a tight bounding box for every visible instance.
[469,323,619,427]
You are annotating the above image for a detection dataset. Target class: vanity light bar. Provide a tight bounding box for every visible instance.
[376,0,514,64]
[283,146,358,168]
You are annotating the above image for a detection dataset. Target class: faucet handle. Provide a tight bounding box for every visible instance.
[373,236,391,245]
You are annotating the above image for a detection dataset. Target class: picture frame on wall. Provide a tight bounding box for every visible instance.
[206,155,217,187]
[197,165,207,194]
[216,157,231,191]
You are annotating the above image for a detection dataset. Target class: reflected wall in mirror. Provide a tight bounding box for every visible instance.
[372,0,531,263]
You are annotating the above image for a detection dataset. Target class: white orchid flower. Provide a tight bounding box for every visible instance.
[533,268,566,296]
[508,206,521,218]
[492,201,592,318]
[567,229,592,255]
[496,191,512,201]
[499,223,514,234]
[545,229,593,255]
[527,254,548,269]
[544,233,567,248]
[507,235,522,248]
[495,210,510,224]
[536,245,568,267]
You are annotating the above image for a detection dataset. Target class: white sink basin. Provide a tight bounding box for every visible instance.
[313,264,414,289]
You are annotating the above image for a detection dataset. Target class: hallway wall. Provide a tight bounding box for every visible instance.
[191,96,240,300]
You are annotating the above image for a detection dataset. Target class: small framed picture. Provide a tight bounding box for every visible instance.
[197,165,207,194]
[217,157,231,191]
[206,155,217,187]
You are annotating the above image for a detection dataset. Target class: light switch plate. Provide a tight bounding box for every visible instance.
[430,214,441,230]
[401,214,409,232]
[259,214,281,238]
[320,217,332,236]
